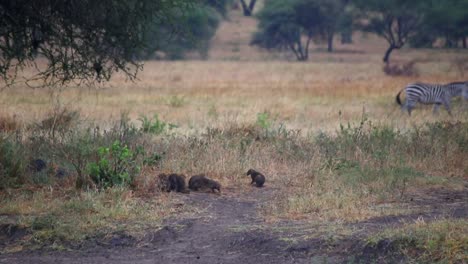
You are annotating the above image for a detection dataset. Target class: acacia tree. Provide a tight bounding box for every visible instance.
[314,0,348,52]
[251,0,325,61]
[353,0,427,63]
[240,0,257,16]
[140,2,222,60]
[418,0,468,48]
[0,0,194,87]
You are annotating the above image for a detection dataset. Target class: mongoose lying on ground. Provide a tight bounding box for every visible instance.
[157,173,190,193]
[188,174,221,193]
[246,169,265,187]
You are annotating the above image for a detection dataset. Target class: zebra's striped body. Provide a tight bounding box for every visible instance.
[396,82,468,115]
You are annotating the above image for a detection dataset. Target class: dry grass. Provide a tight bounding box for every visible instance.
[368,218,468,263]
[0,185,189,252]
[2,58,467,136]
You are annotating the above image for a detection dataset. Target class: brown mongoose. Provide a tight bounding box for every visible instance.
[157,173,190,193]
[188,174,221,193]
[246,169,265,187]
[157,173,170,192]
[168,174,190,193]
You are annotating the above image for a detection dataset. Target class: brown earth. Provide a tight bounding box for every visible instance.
[1,185,466,264]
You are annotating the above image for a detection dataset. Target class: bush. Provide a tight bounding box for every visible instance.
[383,60,419,77]
[139,115,176,135]
[38,108,80,139]
[141,3,221,60]
[87,140,144,189]
[0,136,26,189]
[0,115,21,132]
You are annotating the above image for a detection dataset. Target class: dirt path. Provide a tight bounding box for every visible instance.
[1,186,467,264]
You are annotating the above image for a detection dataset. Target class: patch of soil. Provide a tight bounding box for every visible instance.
[1,185,466,264]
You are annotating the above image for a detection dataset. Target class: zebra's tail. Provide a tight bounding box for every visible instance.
[396,89,404,105]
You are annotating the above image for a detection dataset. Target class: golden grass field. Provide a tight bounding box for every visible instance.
[2,55,468,135]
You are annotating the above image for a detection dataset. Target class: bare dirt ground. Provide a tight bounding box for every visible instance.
[1,183,466,264]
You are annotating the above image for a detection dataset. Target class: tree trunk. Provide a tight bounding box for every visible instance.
[248,0,257,12]
[445,34,454,48]
[383,45,395,63]
[327,33,334,52]
[463,37,467,49]
[240,0,254,16]
[341,32,352,44]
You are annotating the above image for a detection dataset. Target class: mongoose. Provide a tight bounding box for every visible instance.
[169,174,190,193]
[188,175,221,193]
[29,159,47,172]
[246,169,265,187]
[157,173,170,191]
[157,173,189,193]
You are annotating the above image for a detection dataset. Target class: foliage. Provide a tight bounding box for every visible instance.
[141,2,222,60]
[139,114,177,135]
[252,0,347,60]
[0,0,194,86]
[410,0,468,48]
[87,141,144,189]
[256,112,273,130]
[205,0,234,17]
[368,219,468,263]
[352,0,429,63]
[37,108,80,139]
[0,136,25,189]
[251,0,317,61]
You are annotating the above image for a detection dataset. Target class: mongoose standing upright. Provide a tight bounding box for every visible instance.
[246,169,265,187]
[188,174,221,193]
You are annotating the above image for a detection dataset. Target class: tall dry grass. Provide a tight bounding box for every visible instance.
[2,57,467,136]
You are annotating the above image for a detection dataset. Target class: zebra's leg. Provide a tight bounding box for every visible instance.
[442,100,452,116]
[406,101,416,116]
[463,92,468,111]
[432,104,441,115]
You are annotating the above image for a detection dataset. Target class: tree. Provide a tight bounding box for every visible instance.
[140,3,221,60]
[338,4,355,44]
[251,0,327,61]
[240,0,257,16]
[0,0,194,87]
[313,0,348,52]
[205,0,234,17]
[353,0,428,63]
[411,0,468,49]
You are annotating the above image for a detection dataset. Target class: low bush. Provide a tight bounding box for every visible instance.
[87,140,144,188]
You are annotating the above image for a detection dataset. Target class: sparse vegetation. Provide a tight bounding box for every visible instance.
[367,219,468,263]
[139,114,176,135]
[0,186,188,252]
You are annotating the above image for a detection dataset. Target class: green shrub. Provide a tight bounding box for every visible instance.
[87,140,144,189]
[0,136,26,189]
[139,114,176,135]
[256,112,273,130]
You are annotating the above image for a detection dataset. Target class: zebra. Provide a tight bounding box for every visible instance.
[396,81,468,115]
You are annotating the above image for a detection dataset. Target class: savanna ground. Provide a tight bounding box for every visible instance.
[1,5,468,264]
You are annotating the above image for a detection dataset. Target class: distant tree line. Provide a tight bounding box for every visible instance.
[2,0,467,86]
[251,0,468,62]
